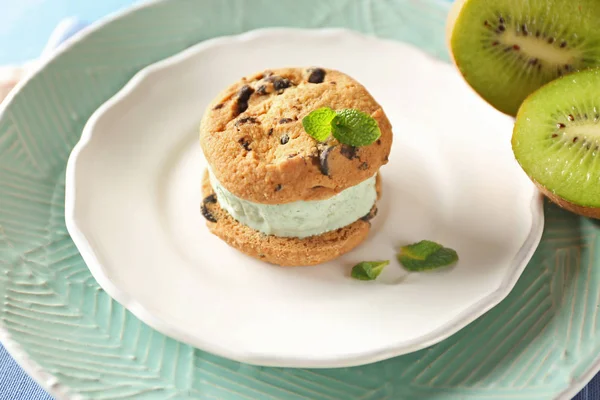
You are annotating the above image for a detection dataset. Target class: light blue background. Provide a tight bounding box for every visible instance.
[0,0,596,399]
[0,0,136,64]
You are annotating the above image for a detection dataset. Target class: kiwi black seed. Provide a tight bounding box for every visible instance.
[449,0,600,116]
[512,68,600,218]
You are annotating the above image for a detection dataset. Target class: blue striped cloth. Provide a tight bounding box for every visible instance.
[0,16,597,400]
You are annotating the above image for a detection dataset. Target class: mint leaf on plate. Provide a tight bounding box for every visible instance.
[332,108,381,147]
[351,260,390,281]
[302,107,381,146]
[302,107,337,142]
[398,240,458,271]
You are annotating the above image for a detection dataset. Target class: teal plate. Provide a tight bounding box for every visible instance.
[0,0,598,399]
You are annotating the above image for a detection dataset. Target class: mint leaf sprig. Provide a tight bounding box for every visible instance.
[397,240,459,272]
[351,260,390,281]
[350,240,459,281]
[302,107,381,147]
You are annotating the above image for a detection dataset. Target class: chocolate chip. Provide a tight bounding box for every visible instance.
[265,76,292,91]
[201,194,218,223]
[203,194,217,204]
[275,184,283,192]
[256,85,268,95]
[358,162,369,170]
[235,85,254,115]
[319,146,335,176]
[201,207,217,223]
[213,103,224,110]
[361,206,378,222]
[307,68,326,84]
[238,85,254,102]
[235,116,259,126]
[267,128,273,135]
[376,139,381,145]
[340,145,358,160]
[259,254,266,258]
[279,118,294,124]
[273,77,291,91]
[384,155,389,162]
[238,137,252,151]
[280,134,290,145]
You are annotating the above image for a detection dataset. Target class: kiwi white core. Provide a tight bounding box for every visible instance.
[500,31,580,66]
[560,125,600,141]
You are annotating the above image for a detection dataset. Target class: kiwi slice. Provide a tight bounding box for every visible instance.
[448,0,600,116]
[513,68,600,217]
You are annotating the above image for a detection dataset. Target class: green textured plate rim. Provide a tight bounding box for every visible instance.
[0,0,598,399]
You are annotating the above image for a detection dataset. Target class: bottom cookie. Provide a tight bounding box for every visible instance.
[201,171,378,266]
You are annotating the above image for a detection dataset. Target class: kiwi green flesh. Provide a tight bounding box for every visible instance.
[513,68,600,208]
[451,0,600,116]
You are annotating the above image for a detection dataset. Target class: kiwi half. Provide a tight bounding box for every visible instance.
[448,0,600,116]
[513,68,600,218]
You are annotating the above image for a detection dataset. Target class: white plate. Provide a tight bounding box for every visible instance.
[65,28,543,368]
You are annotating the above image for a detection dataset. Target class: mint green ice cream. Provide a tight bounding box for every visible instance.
[209,171,377,239]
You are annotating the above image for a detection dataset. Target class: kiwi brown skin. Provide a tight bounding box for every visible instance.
[535,182,600,219]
